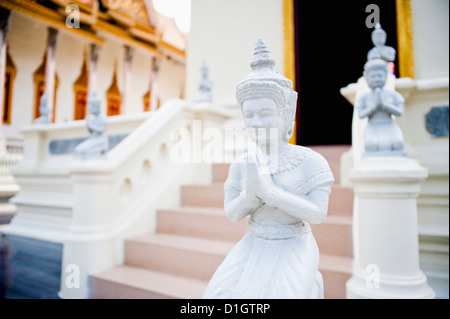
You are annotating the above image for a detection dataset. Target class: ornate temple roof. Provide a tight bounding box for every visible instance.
[0,0,186,61]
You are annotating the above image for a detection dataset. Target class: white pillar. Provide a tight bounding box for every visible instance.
[150,57,161,111]
[0,9,11,153]
[45,27,60,123]
[122,45,134,114]
[59,171,115,299]
[346,156,435,299]
[88,43,101,98]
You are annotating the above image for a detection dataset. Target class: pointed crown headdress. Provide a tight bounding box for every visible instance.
[236,38,298,139]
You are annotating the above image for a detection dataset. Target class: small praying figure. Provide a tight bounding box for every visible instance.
[34,94,50,124]
[367,23,396,63]
[193,62,214,103]
[74,92,108,159]
[202,39,334,299]
[357,58,406,156]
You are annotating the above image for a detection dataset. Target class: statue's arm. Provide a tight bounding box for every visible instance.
[87,117,107,134]
[265,185,330,225]
[357,95,377,119]
[385,47,396,62]
[224,161,261,223]
[381,92,404,117]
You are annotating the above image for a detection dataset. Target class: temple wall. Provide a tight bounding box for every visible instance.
[186,0,284,107]
[411,0,449,79]
[4,13,46,139]
[54,34,86,123]
[2,13,186,140]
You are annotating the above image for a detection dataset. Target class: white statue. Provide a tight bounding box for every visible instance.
[193,61,214,103]
[367,23,396,63]
[202,39,334,299]
[34,94,50,124]
[74,92,108,159]
[357,58,406,156]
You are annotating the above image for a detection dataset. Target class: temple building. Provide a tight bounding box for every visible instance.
[0,0,186,140]
[0,0,448,299]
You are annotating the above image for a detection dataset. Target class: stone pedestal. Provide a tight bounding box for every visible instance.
[346,156,435,299]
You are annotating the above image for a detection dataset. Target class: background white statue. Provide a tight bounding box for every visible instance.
[33,94,50,124]
[367,23,396,63]
[357,58,406,156]
[202,39,334,299]
[74,92,108,159]
[193,61,214,103]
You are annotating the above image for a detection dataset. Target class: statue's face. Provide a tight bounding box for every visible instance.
[366,69,387,89]
[242,98,282,147]
[372,32,386,46]
[200,66,208,77]
[89,100,101,115]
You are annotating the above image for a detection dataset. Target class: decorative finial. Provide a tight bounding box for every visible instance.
[250,38,275,71]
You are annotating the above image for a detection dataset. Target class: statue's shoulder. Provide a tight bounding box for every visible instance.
[293,145,330,169]
[274,145,326,174]
[290,145,335,185]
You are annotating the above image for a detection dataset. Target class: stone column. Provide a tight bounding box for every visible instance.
[150,56,161,111]
[0,8,11,153]
[88,43,101,98]
[45,27,60,123]
[122,45,134,114]
[346,156,435,299]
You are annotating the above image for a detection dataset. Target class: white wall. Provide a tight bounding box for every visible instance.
[411,0,449,79]
[4,12,47,139]
[186,0,284,107]
[95,37,124,116]
[129,50,151,114]
[159,57,185,102]
[54,33,86,123]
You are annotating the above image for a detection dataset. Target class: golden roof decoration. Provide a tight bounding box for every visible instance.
[102,0,154,28]
[1,0,185,61]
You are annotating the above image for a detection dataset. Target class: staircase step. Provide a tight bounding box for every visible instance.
[181,184,224,208]
[181,184,353,216]
[328,185,354,216]
[311,215,353,257]
[124,232,352,298]
[319,253,353,299]
[157,206,247,242]
[212,163,230,183]
[90,254,351,299]
[158,207,352,256]
[89,266,208,299]
[124,234,235,281]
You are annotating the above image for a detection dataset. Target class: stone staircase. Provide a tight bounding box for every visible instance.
[89,145,353,299]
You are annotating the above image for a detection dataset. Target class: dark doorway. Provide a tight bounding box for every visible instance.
[294,0,398,146]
